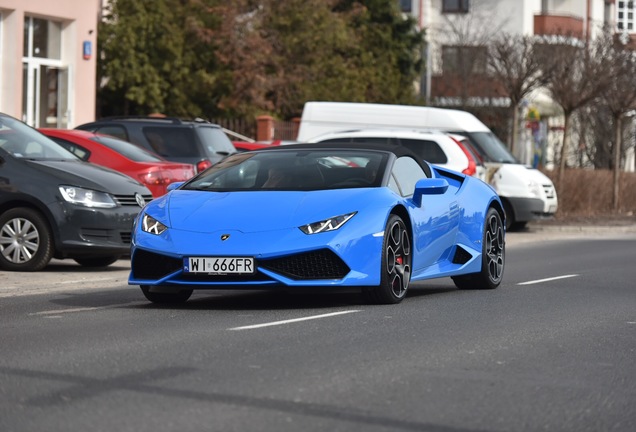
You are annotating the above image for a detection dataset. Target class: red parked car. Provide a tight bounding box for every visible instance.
[39,129,195,197]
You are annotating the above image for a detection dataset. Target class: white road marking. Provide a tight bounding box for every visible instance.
[30,303,145,316]
[228,310,361,331]
[31,306,107,316]
[58,277,116,285]
[517,274,579,286]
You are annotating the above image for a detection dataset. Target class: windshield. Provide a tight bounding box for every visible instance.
[0,115,78,160]
[452,131,518,164]
[197,126,237,156]
[183,149,387,192]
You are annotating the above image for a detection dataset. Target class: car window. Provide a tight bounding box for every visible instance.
[92,135,164,162]
[451,131,517,163]
[350,137,394,145]
[48,137,91,161]
[390,156,427,197]
[94,125,129,142]
[0,117,78,160]
[399,138,448,164]
[143,126,199,157]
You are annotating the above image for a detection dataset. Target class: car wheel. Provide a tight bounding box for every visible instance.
[0,208,54,272]
[74,256,122,267]
[140,285,193,304]
[452,207,505,290]
[363,214,412,304]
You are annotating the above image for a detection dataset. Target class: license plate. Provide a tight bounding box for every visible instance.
[184,257,255,274]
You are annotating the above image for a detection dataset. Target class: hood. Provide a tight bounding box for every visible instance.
[160,189,385,233]
[28,159,149,194]
[483,162,554,185]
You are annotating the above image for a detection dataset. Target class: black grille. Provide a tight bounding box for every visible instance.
[114,194,153,207]
[259,249,350,280]
[452,245,473,265]
[131,249,182,279]
[120,232,132,244]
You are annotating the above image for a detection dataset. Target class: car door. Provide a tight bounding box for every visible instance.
[389,156,459,274]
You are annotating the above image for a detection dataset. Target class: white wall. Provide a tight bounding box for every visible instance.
[0,0,99,126]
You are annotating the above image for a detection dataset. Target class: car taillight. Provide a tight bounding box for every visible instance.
[450,137,477,177]
[196,160,212,173]
[140,169,172,185]
[461,159,477,177]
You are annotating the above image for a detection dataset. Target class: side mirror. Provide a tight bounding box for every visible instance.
[412,178,449,207]
[167,181,184,192]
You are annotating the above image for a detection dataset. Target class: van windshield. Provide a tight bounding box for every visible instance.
[453,131,518,164]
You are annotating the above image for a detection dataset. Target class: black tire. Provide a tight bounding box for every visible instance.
[363,214,412,304]
[510,221,528,231]
[74,256,121,267]
[0,207,54,272]
[141,285,193,304]
[502,199,515,231]
[452,207,505,290]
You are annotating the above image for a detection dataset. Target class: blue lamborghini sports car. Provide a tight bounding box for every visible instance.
[129,143,505,304]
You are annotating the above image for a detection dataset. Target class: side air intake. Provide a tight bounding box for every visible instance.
[452,245,473,265]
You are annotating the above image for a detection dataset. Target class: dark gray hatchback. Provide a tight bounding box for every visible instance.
[75,116,237,173]
[0,113,153,271]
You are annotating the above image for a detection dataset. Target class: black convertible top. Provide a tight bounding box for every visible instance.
[252,142,433,178]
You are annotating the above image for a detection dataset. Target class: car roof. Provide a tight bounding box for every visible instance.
[247,141,433,177]
[310,128,450,141]
[77,116,223,128]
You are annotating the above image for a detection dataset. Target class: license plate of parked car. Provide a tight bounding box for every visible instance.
[184,257,255,274]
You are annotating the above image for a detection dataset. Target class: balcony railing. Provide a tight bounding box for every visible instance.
[534,14,584,39]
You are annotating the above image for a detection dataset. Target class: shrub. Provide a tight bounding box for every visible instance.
[543,169,636,219]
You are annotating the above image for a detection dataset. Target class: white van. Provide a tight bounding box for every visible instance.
[297,101,558,230]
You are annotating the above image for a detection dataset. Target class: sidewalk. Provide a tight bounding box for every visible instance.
[507,217,636,246]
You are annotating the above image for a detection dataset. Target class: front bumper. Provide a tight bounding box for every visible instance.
[49,201,143,258]
[128,226,383,288]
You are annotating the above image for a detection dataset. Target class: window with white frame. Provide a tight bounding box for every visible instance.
[617,1,635,32]
[399,0,412,13]
[23,16,62,59]
[442,0,470,14]
[442,45,487,74]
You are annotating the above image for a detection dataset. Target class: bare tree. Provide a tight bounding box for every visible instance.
[540,35,611,186]
[599,32,636,211]
[432,0,510,110]
[487,34,549,156]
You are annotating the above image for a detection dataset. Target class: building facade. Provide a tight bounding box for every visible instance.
[0,0,100,128]
[402,0,635,171]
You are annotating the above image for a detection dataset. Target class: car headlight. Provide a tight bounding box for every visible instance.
[299,212,356,234]
[59,186,117,208]
[528,181,542,198]
[142,214,168,235]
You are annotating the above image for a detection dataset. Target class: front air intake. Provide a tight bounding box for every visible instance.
[131,249,182,279]
[259,249,350,280]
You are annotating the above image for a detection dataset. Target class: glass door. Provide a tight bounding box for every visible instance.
[22,63,68,128]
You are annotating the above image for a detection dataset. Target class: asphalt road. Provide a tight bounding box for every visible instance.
[1,229,635,432]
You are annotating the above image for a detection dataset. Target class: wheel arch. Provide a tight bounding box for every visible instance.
[489,198,506,229]
[390,204,413,239]
[0,198,61,254]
